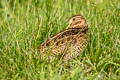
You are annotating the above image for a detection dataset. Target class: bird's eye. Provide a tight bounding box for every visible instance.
[73,18,76,21]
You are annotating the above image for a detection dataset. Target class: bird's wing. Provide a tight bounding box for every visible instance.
[40,28,87,46]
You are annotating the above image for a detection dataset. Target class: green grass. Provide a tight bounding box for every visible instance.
[0,0,120,79]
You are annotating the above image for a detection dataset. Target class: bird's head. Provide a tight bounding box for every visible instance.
[68,15,88,30]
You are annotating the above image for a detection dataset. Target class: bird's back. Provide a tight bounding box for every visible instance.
[38,28,88,62]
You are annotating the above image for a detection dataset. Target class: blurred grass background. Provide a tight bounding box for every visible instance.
[0,0,120,79]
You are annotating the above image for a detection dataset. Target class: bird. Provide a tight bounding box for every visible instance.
[38,14,88,63]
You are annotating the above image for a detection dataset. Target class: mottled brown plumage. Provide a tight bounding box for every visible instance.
[38,14,88,62]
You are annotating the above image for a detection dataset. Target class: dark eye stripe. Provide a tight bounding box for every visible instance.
[73,21,81,25]
[73,20,84,25]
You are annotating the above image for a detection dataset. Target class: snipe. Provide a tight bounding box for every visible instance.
[38,14,88,62]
